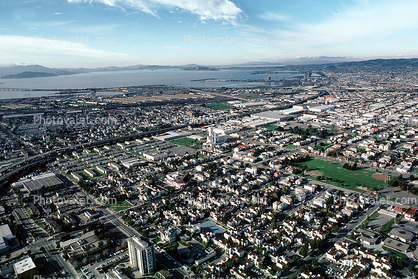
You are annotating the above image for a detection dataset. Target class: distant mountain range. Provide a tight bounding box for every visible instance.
[1,58,418,79]
[0,64,220,79]
[1,71,58,79]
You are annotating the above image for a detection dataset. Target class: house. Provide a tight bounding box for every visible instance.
[312,197,326,208]
[326,249,341,262]
[305,211,315,222]
[405,207,417,221]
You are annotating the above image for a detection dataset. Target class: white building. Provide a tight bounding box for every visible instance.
[128,237,155,275]
[203,127,227,148]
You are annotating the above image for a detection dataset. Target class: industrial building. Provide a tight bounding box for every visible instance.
[11,172,64,194]
[203,127,227,149]
[280,107,304,115]
[251,111,288,121]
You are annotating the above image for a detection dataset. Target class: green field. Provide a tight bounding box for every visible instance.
[369,210,380,220]
[314,142,334,150]
[382,246,408,259]
[106,200,132,212]
[170,137,200,148]
[284,145,298,149]
[266,125,278,130]
[206,103,233,110]
[380,218,395,234]
[296,158,383,191]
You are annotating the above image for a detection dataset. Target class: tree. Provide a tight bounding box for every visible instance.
[390,255,404,269]
[300,264,312,273]
[300,244,309,257]
[327,196,333,204]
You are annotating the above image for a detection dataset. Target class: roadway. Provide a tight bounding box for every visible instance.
[30,236,79,278]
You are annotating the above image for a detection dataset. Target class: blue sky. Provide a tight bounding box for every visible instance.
[1,0,418,67]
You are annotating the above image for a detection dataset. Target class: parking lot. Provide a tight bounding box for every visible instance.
[81,250,128,279]
[378,188,418,206]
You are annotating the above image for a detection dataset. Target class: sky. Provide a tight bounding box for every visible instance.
[1,0,418,68]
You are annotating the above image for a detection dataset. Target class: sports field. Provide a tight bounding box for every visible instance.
[296,158,383,191]
[170,137,200,148]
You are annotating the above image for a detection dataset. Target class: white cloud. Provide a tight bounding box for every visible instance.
[0,35,132,67]
[68,0,243,21]
[258,12,291,22]
[26,21,74,28]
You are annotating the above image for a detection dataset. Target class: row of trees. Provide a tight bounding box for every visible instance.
[281,155,311,167]
[343,162,358,170]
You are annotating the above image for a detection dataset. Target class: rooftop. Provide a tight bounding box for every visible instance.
[0,224,16,251]
[13,257,36,275]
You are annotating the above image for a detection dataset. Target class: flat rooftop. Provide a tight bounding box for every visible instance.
[22,172,63,192]
[0,224,15,251]
[383,238,409,252]
[251,111,287,120]
[13,257,36,275]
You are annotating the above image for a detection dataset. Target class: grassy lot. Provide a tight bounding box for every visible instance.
[106,200,132,212]
[314,142,334,150]
[284,145,297,149]
[380,218,395,234]
[206,103,233,110]
[361,211,380,227]
[369,210,380,220]
[382,246,408,259]
[170,137,200,148]
[158,241,179,251]
[266,125,278,130]
[295,158,383,191]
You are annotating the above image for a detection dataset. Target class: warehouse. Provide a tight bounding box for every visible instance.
[12,172,64,194]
